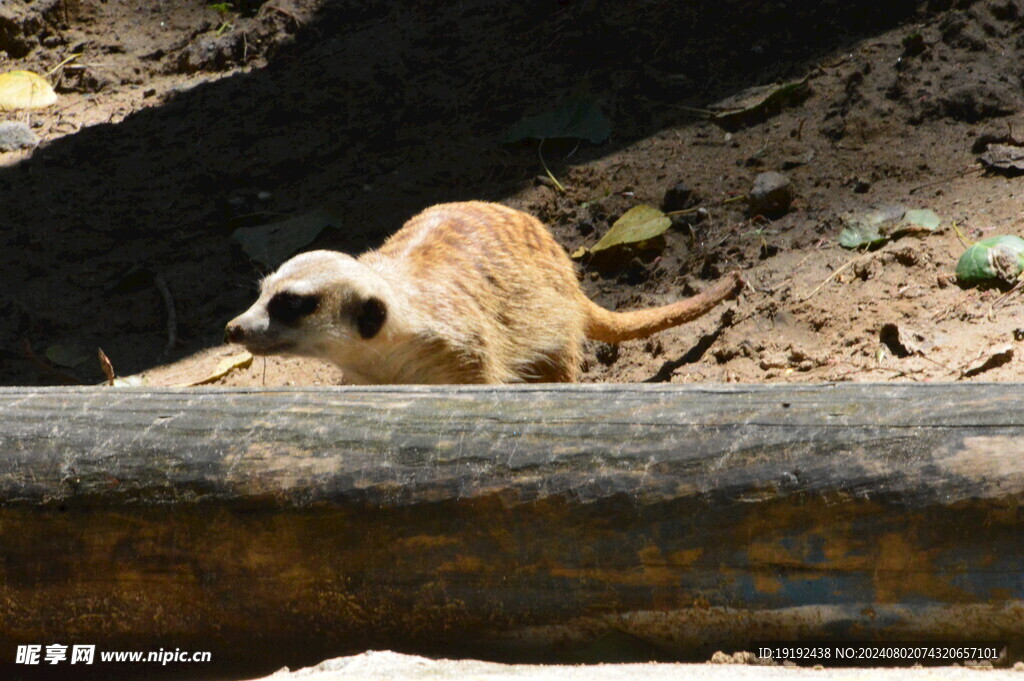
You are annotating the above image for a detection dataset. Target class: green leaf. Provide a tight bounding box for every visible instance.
[710,77,810,131]
[838,220,887,249]
[839,206,941,249]
[956,235,1024,284]
[900,209,941,233]
[231,206,343,268]
[591,205,672,253]
[503,96,612,144]
[45,343,90,368]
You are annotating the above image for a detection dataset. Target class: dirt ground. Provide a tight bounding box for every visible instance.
[245,651,1024,681]
[3,0,1024,387]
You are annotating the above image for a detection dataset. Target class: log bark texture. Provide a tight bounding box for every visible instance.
[0,383,1023,675]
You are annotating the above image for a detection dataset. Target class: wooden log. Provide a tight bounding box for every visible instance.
[1,383,1023,676]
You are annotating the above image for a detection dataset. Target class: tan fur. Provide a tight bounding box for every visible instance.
[225,201,743,384]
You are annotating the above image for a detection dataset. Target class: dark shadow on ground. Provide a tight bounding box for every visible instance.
[0,0,919,385]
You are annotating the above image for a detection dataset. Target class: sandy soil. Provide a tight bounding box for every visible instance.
[3,0,1024,387]
[246,651,1022,681]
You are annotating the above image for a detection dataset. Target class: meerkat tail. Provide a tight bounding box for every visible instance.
[584,271,744,343]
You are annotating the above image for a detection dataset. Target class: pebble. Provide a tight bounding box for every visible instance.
[662,182,697,212]
[747,171,794,218]
[0,121,39,151]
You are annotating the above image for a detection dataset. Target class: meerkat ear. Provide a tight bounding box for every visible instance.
[355,296,387,339]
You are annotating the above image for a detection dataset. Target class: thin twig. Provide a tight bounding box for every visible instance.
[914,351,955,374]
[46,52,82,77]
[538,140,565,194]
[788,239,829,273]
[664,194,745,217]
[154,273,177,357]
[951,220,972,249]
[660,103,715,117]
[986,278,1024,320]
[909,165,983,195]
[802,251,873,302]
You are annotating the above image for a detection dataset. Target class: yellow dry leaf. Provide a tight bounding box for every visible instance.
[187,351,253,386]
[0,70,58,111]
[571,246,588,259]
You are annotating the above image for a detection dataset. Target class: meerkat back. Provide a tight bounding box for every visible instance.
[363,201,590,383]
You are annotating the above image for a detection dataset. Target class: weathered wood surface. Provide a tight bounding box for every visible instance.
[1,383,1023,674]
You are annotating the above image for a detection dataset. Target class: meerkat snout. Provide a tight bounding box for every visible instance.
[225,250,395,367]
[225,292,315,346]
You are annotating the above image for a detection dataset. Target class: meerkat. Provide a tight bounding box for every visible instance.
[225,201,743,384]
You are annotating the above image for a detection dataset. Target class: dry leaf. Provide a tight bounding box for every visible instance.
[503,96,612,144]
[0,70,58,111]
[231,206,343,268]
[97,348,115,386]
[979,143,1024,175]
[591,205,672,253]
[187,351,254,386]
[710,77,810,131]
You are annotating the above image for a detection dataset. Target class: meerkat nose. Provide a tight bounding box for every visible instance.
[225,322,243,344]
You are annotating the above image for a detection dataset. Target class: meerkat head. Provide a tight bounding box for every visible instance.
[225,250,393,361]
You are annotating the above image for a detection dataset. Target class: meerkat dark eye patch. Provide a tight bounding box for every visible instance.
[267,292,320,324]
[355,296,387,339]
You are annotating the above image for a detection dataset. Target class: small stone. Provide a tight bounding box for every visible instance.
[747,171,794,218]
[621,257,649,285]
[902,32,927,58]
[782,150,815,169]
[0,121,39,151]
[595,343,619,366]
[662,182,697,212]
[175,32,244,74]
[257,191,273,202]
